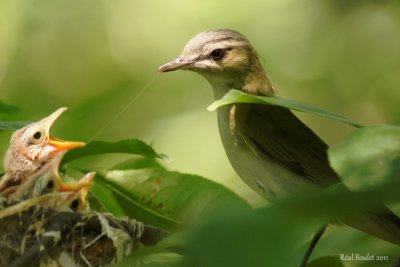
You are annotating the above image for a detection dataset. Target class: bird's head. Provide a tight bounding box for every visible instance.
[4,107,85,176]
[159,29,275,97]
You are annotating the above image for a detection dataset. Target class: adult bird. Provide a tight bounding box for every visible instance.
[159,29,400,264]
[0,107,85,196]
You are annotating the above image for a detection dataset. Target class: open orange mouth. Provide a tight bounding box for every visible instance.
[49,136,85,153]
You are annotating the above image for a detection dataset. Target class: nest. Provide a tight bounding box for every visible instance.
[0,191,168,267]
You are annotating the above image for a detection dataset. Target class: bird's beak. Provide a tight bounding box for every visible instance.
[77,171,95,207]
[48,137,86,152]
[42,107,86,152]
[158,57,193,72]
[68,171,95,211]
[42,107,68,131]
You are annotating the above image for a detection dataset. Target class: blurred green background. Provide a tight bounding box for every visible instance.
[0,1,400,265]
[0,0,400,266]
[1,0,400,201]
[2,0,400,203]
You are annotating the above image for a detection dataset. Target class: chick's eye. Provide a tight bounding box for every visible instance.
[33,131,42,140]
[209,49,225,60]
[47,180,54,189]
[70,199,80,211]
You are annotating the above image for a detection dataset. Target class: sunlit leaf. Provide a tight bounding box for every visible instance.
[62,139,161,165]
[328,125,400,191]
[208,89,362,127]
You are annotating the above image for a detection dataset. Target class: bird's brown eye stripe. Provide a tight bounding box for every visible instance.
[33,131,42,140]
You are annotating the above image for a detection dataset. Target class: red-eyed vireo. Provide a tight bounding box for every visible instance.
[159,29,400,255]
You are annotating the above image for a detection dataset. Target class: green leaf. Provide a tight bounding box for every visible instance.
[116,234,186,267]
[88,167,251,231]
[111,157,166,171]
[328,125,400,191]
[63,139,249,232]
[183,193,330,267]
[0,121,29,131]
[117,252,183,267]
[0,101,18,114]
[307,256,345,267]
[62,139,160,165]
[62,139,249,231]
[207,89,362,127]
[182,185,400,267]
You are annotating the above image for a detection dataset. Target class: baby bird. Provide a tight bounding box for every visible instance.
[0,107,85,195]
[3,151,95,212]
[37,170,95,212]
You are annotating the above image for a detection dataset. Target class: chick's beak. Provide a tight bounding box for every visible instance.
[42,107,68,131]
[49,137,85,153]
[61,171,95,211]
[41,107,85,153]
[158,57,193,72]
[78,171,96,206]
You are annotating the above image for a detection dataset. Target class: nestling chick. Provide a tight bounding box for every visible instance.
[3,150,94,212]
[0,107,85,194]
[38,171,95,212]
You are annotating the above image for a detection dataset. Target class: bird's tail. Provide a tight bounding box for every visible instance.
[342,205,400,245]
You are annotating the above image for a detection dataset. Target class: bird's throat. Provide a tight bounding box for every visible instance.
[242,68,276,96]
[204,63,276,100]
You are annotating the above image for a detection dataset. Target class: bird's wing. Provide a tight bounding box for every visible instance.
[238,103,341,187]
[343,204,400,245]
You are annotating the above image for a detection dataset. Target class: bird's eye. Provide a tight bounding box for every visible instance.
[33,131,42,140]
[47,180,54,189]
[70,199,80,211]
[209,49,225,60]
